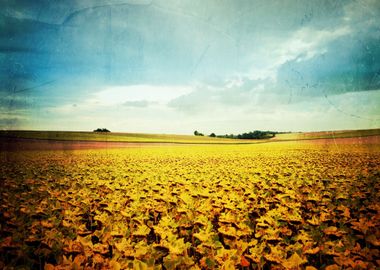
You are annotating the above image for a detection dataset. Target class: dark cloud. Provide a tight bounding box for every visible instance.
[0,97,30,110]
[0,117,21,129]
[0,15,58,39]
[0,45,44,54]
[277,33,380,97]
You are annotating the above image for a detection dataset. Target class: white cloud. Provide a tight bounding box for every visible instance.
[90,85,192,106]
[248,26,351,80]
[50,84,193,114]
[279,26,350,61]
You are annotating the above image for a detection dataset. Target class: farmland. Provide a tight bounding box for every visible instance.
[1,128,380,144]
[0,134,380,269]
[0,130,238,144]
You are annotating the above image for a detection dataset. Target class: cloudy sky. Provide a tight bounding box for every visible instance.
[1,0,380,134]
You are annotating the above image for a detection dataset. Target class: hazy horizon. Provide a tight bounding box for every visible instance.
[1,0,380,134]
[2,127,380,136]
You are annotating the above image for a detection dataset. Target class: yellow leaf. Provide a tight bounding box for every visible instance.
[168,237,190,255]
[93,253,104,264]
[179,193,193,205]
[350,218,375,234]
[325,264,340,270]
[133,259,148,270]
[264,245,285,264]
[193,215,209,226]
[219,211,237,224]
[215,248,238,265]
[77,235,93,247]
[134,241,148,257]
[109,260,121,270]
[306,215,320,226]
[193,231,212,243]
[352,260,369,269]
[120,210,131,218]
[115,238,134,256]
[323,226,345,237]
[295,230,312,243]
[218,225,238,238]
[73,255,86,267]
[44,264,55,270]
[282,253,307,269]
[221,259,236,270]
[366,234,380,246]
[324,226,337,234]
[41,220,54,228]
[93,243,109,255]
[133,224,151,237]
[246,242,265,263]
[304,246,320,255]
[63,240,83,253]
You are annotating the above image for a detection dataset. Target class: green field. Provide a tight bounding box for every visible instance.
[274,129,380,141]
[1,129,379,144]
[0,130,236,144]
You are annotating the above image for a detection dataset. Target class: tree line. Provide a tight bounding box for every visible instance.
[93,128,110,132]
[194,130,279,139]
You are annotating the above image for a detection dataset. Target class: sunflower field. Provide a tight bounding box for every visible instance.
[0,141,379,269]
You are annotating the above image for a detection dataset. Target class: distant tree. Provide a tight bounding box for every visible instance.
[93,128,110,133]
[194,130,204,136]
[209,133,216,137]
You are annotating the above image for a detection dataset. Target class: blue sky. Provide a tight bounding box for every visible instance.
[1,0,380,134]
